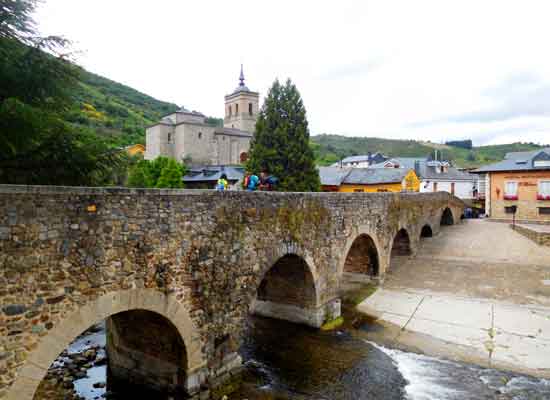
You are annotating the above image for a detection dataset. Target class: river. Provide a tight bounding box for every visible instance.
[34,313,550,400]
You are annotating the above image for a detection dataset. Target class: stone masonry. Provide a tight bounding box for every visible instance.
[0,186,463,399]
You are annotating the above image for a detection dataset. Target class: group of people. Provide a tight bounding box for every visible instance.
[215,172,278,191]
[243,172,278,191]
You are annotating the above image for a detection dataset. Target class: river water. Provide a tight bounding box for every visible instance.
[35,314,550,400]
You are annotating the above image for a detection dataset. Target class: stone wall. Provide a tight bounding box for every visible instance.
[513,224,550,247]
[0,186,463,399]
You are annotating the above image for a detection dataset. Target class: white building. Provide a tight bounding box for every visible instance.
[333,153,387,168]
[145,66,258,165]
[370,157,477,200]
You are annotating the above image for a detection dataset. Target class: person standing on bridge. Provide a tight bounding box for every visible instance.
[244,173,260,191]
[216,174,229,191]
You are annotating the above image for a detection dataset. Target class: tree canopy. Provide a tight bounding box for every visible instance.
[127,157,186,189]
[0,0,127,185]
[247,79,320,192]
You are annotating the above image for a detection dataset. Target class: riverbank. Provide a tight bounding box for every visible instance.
[357,288,550,380]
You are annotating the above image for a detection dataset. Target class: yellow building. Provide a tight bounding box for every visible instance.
[125,144,146,157]
[319,167,420,193]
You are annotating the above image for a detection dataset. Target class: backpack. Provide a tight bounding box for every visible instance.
[267,176,278,187]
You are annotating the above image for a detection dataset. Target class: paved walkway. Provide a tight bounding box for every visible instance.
[385,219,550,307]
[358,288,550,377]
[358,219,550,377]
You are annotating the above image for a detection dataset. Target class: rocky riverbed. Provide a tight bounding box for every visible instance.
[34,323,109,400]
[33,313,550,400]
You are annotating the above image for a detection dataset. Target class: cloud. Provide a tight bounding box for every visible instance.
[317,60,381,80]
[422,72,550,125]
[33,0,550,147]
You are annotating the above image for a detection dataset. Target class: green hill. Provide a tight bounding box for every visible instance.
[311,134,545,168]
[64,69,223,147]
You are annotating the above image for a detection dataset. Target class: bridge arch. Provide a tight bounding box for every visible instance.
[249,242,338,328]
[6,289,206,400]
[440,207,455,226]
[252,250,323,327]
[388,228,412,271]
[257,254,318,308]
[341,233,381,278]
[420,224,433,238]
[338,226,384,278]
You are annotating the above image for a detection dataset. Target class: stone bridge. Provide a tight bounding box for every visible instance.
[0,186,463,399]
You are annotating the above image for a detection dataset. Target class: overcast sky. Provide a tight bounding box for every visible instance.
[35,0,550,146]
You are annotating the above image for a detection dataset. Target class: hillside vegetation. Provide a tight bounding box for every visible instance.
[311,134,545,168]
[65,71,179,146]
[64,70,223,148]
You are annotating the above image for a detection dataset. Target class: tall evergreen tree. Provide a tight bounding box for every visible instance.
[247,79,320,192]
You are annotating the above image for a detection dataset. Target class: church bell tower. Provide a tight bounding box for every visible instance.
[224,65,259,133]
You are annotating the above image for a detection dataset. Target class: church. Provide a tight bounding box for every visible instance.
[144,66,259,165]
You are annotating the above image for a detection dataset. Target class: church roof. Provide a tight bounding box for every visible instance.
[214,127,253,138]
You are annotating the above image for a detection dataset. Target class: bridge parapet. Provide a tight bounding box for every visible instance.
[0,185,463,399]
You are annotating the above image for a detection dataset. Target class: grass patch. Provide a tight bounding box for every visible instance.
[321,316,344,331]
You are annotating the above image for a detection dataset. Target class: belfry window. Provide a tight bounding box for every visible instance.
[249,103,253,115]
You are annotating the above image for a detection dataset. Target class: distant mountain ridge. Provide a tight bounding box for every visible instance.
[311,134,545,168]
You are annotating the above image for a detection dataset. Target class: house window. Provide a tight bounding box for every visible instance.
[433,182,438,192]
[198,132,202,139]
[504,206,517,214]
[229,106,232,117]
[451,182,455,195]
[167,133,172,143]
[236,104,239,114]
[539,207,550,215]
[249,103,253,115]
[538,180,550,200]
[504,181,518,200]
